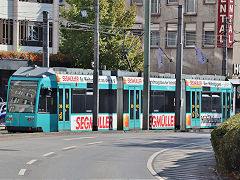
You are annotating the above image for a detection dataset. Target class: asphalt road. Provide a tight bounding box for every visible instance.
[0,131,215,179]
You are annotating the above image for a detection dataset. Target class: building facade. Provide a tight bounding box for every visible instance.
[0,0,60,101]
[0,0,59,53]
[126,0,240,78]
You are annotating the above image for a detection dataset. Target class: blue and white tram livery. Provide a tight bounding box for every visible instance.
[5,67,233,132]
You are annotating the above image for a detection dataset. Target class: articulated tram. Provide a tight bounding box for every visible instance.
[5,67,232,132]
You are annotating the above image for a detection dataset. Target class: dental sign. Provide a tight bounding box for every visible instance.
[233,64,240,75]
[217,0,234,48]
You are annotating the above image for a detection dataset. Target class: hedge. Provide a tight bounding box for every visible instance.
[0,50,70,67]
[211,113,240,179]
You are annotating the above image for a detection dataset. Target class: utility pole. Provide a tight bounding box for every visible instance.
[13,0,19,51]
[43,11,49,67]
[175,5,183,130]
[93,0,99,131]
[222,18,227,77]
[142,0,151,130]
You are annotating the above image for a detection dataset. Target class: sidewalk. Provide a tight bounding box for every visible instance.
[152,142,219,180]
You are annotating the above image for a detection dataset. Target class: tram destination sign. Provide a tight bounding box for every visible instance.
[185,79,231,88]
[123,77,176,86]
[56,74,117,84]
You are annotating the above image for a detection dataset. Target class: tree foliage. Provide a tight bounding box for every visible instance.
[60,0,144,71]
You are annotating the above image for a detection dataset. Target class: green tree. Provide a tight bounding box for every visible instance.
[60,0,144,71]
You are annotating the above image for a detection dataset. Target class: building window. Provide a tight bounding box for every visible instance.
[151,31,159,46]
[167,23,177,47]
[37,0,53,3]
[0,19,13,45]
[167,0,178,3]
[28,25,39,41]
[185,23,196,47]
[131,23,143,36]
[151,0,160,14]
[132,0,143,5]
[19,0,53,3]
[203,23,215,46]
[185,0,197,14]
[204,0,215,4]
[19,21,52,47]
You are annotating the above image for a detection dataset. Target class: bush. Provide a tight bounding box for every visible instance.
[211,114,240,179]
[0,50,70,67]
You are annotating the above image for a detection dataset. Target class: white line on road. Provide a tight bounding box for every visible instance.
[150,140,168,143]
[64,137,95,141]
[147,150,168,180]
[147,143,198,180]
[62,146,77,150]
[26,159,37,165]
[18,169,26,176]
[87,141,103,145]
[43,152,55,157]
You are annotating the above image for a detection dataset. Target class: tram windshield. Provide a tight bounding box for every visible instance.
[7,80,38,113]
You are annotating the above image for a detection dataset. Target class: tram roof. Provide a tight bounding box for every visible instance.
[12,67,226,81]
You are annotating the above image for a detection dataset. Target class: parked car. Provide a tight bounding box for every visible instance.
[0,102,6,125]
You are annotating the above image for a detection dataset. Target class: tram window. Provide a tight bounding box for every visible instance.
[165,91,175,113]
[86,92,93,113]
[201,93,221,113]
[72,89,89,113]
[186,91,190,113]
[7,80,38,113]
[123,90,129,113]
[99,89,117,113]
[71,89,94,113]
[38,88,57,114]
[212,93,221,113]
[202,93,211,112]
[141,90,143,112]
[150,91,165,113]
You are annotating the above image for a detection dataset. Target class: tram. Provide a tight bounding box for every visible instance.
[5,67,232,132]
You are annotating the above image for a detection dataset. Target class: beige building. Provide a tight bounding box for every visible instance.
[0,0,59,53]
[126,0,240,78]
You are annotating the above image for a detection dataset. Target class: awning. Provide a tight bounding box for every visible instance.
[228,79,240,85]
[0,59,28,70]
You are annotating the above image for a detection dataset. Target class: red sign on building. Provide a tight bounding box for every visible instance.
[217,0,234,48]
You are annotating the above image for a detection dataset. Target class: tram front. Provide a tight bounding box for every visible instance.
[5,79,40,132]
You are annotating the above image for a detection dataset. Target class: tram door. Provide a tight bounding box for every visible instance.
[58,86,71,131]
[191,89,201,128]
[222,91,231,122]
[129,87,141,130]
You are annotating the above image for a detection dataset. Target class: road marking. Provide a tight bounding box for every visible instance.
[64,137,95,141]
[62,146,76,150]
[87,141,103,145]
[18,169,26,176]
[147,150,168,180]
[150,140,168,143]
[147,143,198,180]
[43,152,55,157]
[26,159,37,165]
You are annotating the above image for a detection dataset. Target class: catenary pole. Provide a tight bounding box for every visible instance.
[143,0,151,130]
[93,0,99,131]
[222,18,227,77]
[175,5,183,130]
[43,11,49,67]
